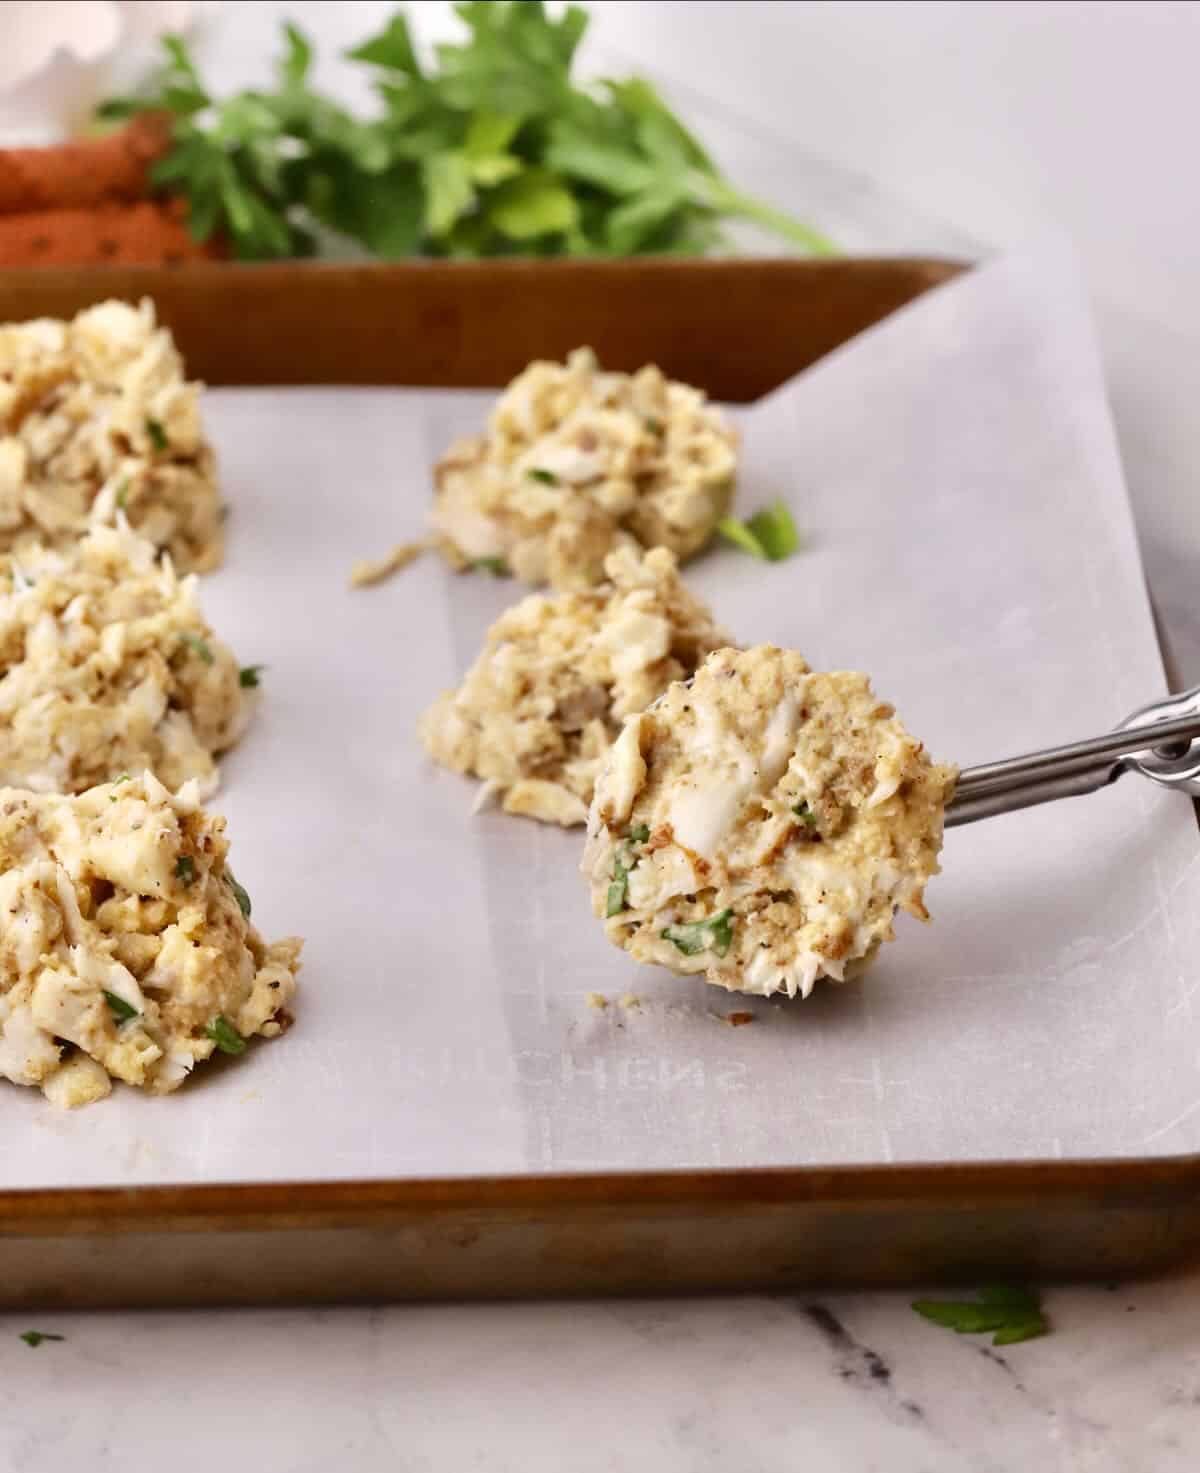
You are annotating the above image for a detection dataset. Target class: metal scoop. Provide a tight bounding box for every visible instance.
[947,685,1200,826]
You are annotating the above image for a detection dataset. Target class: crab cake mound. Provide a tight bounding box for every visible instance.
[420,545,728,827]
[0,772,301,1107]
[0,298,224,573]
[583,646,956,998]
[431,347,737,590]
[0,522,250,798]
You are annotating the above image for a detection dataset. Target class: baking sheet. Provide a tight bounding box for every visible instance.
[7,242,1200,1189]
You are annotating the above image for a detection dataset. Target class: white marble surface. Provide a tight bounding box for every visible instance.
[6,3,1200,1468]
[2,1279,1198,1471]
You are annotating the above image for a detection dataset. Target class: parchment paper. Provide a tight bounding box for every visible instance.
[8,243,1200,1188]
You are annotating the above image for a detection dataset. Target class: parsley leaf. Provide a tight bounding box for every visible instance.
[225,871,252,919]
[239,664,265,688]
[526,467,559,485]
[793,801,818,830]
[717,517,768,560]
[205,1014,247,1056]
[912,1288,1048,1346]
[97,10,832,262]
[114,478,129,510]
[662,908,734,958]
[103,990,139,1024]
[19,1331,65,1348]
[747,500,801,560]
[719,500,800,562]
[180,632,214,665]
[471,556,509,576]
[175,855,196,886]
[145,418,168,452]
[346,14,421,75]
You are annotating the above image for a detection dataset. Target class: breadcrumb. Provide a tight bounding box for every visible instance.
[348,540,426,589]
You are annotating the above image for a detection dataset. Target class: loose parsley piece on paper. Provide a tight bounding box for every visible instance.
[471,556,509,576]
[718,500,801,562]
[19,1331,65,1348]
[205,1015,247,1056]
[912,1287,1049,1347]
[662,908,734,958]
[96,7,833,262]
[239,664,265,688]
[180,632,214,665]
[103,990,139,1024]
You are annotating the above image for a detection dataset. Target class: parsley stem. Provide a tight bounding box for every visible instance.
[699,176,838,256]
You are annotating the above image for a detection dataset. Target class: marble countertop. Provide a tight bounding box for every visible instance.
[5,4,1200,1468]
[3,1276,1197,1470]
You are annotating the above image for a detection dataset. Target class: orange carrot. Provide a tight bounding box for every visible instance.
[0,115,174,217]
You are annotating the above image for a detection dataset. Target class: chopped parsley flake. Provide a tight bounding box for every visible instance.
[912,1287,1048,1346]
[19,1331,65,1348]
[115,478,129,510]
[205,1014,246,1056]
[606,825,651,917]
[643,415,664,436]
[605,869,629,918]
[526,467,558,485]
[180,631,214,665]
[662,908,734,958]
[175,855,196,885]
[471,556,509,576]
[239,664,265,688]
[225,870,252,919]
[793,801,818,830]
[103,990,139,1024]
[145,417,168,452]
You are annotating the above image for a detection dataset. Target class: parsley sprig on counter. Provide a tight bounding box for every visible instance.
[97,4,833,262]
[912,1287,1049,1347]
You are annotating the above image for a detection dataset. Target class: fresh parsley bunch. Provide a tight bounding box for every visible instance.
[97,3,834,262]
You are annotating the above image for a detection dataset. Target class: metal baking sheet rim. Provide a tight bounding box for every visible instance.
[1,256,1197,1303]
[4,1156,1200,1306]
